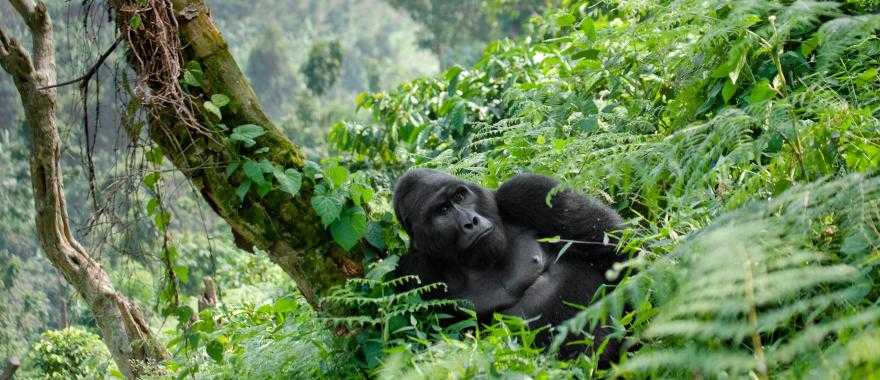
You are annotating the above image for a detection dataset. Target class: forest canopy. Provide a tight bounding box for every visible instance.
[1,0,879,379]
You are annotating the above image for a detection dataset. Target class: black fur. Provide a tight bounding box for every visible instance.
[393,169,626,362]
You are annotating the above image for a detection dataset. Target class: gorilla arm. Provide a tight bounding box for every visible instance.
[395,249,520,319]
[495,174,624,268]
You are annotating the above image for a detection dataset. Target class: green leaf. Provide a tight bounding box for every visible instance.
[144,172,161,190]
[242,160,266,186]
[801,34,820,56]
[350,182,374,206]
[303,160,322,179]
[571,49,600,60]
[183,70,201,87]
[555,12,576,27]
[173,265,189,283]
[177,305,193,324]
[856,68,877,84]
[722,79,737,103]
[749,79,776,103]
[182,61,203,87]
[364,222,385,250]
[224,162,240,179]
[273,297,299,314]
[210,94,230,108]
[145,146,164,165]
[444,66,463,81]
[325,165,349,187]
[258,159,275,173]
[580,17,596,39]
[154,211,171,231]
[206,339,224,363]
[274,168,302,197]
[355,92,371,108]
[129,14,142,30]
[146,198,159,216]
[538,235,562,243]
[256,181,272,198]
[711,41,748,80]
[311,190,344,226]
[236,180,252,201]
[330,206,368,251]
[229,124,265,147]
[366,255,398,280]
[204,101,222,120]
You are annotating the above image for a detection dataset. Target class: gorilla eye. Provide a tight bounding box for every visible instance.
[452,188,467,203]
[435,202,452,216]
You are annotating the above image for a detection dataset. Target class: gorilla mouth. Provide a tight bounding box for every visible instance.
[464,226,495,252]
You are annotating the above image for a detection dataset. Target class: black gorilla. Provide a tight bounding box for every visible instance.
[393,169,625,360]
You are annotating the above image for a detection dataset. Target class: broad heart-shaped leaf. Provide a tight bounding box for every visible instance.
[364,222,385,250]
[229,124,265,147]
[256,181,272,198]
[210,94,230,107]
[206,339,224,363]
[325,165,349,187]
[242,160,266,186]
[749,79,776,103]
[366,255,398,280]
[330,206,368,251]
[182,70,202,87]
[274,168,302,197]
[311,189,344,227]
[204,101,222,120]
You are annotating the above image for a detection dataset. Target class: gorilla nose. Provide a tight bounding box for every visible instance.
[464,216,479,230]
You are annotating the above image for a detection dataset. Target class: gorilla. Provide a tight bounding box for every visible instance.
[393,169,625,361]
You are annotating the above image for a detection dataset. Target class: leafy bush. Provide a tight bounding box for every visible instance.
[21,327,115,379]
[302,40,344,96]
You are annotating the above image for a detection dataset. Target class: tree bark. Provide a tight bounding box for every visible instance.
[197,276,217,312]
[1,357,19,380]
[0,1,168,378]
[108,0,364,307]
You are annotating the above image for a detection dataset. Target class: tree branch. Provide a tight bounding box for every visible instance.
[9,0,37,24]
[38,35,123,90]
[0,26,36,81]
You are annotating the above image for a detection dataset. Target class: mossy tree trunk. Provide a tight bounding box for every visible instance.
[108,0,364,307]
[0,1,168,377]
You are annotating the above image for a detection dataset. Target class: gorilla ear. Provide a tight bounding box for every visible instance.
[405,230,419,251]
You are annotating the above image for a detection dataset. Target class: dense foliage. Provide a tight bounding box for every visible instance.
[326,0,880,377]
[18,327,115,379]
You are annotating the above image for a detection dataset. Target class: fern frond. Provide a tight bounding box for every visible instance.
[816,14,880,70]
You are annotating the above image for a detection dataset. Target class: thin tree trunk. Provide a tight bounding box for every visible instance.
[107,0,364,307]
[1,357,19,380]
[0,1,168,378]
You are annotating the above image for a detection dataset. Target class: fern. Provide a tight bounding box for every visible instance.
[816,14,880,70]
[553,174,880,377]
[777,0,842,37]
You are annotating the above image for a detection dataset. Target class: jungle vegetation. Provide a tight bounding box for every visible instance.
[0,0,878,378]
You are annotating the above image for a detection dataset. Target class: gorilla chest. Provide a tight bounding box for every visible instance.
[453,229,558,316]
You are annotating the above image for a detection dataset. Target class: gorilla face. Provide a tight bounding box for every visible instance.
[394,169,507,263]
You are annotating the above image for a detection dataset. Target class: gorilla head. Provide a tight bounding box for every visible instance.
[393,169,507,264]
